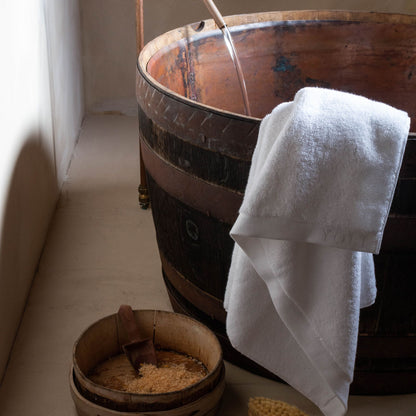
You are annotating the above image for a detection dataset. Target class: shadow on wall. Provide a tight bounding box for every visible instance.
[0,135,58,383]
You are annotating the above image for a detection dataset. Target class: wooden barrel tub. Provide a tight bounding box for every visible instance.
[136,10,416,395]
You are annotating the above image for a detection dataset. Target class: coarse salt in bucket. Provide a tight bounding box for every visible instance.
[70,310,225,416]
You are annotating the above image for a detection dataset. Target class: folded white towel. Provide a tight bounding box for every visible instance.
[224,88,409,416]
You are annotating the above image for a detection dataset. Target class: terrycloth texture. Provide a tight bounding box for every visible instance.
[224,88,410,416]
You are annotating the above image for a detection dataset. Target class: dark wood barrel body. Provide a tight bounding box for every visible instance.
[137,11,416,395]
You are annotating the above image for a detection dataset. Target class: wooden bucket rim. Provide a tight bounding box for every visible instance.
[138,9,416,128]
[72,309,223,402]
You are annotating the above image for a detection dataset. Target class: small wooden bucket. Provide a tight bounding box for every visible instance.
[70,310,225,415]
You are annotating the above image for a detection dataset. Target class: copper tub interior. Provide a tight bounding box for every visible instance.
[145,11,416,127]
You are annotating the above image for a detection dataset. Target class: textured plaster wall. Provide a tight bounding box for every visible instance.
[0,0,84,381]
[80,0,416,114]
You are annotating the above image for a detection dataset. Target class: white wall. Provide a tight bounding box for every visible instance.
[80,0,416,115]
[0,0,84,381]
[81,0,137,115]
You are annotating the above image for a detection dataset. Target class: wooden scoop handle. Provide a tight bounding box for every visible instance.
[118,304,143,343]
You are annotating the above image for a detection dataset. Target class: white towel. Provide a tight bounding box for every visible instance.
[224,88,410,416]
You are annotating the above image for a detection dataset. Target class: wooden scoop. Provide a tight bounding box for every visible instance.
[117,305,157,371]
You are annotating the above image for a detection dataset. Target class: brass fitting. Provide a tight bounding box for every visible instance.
[138,184,150,210]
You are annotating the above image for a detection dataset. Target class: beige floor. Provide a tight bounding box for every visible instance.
[0,115,415,415]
